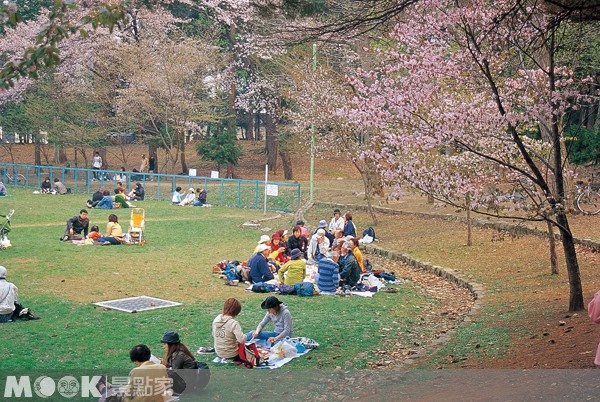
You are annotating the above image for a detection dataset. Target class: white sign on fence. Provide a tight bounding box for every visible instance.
[266,184,279,196]
[189,168,197,176]
[211,170,219,179]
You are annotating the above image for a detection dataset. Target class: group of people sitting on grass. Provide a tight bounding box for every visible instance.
[94,296,292,399]
[96,333,211,401]
[245,209,370,294]
[212,296,293,365]
[59,209,130,245]
[86,182,144,209]
[171,187,208,206]
[38,177,69,195]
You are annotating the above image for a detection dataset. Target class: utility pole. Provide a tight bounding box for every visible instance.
[310,43,316,202]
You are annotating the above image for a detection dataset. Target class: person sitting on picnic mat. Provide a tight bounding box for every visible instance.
[160,330,211,394]
[60,209,89,241]
[339,241,361,288]
[277,248,306,285]
[212,298,246,361]
[287,225,308,256]
[246,296,293,344]
[96,214,125,245]
[160,330,197,369]
[0,266,40,322]
[248,244,274,283]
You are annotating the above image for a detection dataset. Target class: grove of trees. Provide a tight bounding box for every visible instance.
[0,0,599,310]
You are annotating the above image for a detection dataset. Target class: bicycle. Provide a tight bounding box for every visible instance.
[2,170,26,185]
[575,176,600,215]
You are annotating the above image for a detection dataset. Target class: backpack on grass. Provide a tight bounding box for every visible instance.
[362,226,376,241]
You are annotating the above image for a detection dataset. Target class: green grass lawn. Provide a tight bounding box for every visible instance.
[0,187,432,377]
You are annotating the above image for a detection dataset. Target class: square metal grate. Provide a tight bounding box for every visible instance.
[94,296,182,313]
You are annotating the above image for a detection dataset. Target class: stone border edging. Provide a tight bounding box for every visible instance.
[364,244,485,303]
[315,201,600,252]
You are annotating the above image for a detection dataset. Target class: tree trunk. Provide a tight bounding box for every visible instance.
[57,147,68,164]
[279,149,293,180]
[148,144,157,173]
[255,114,262,141]
[547,221,559,275]
[180,140,188,175]
[241,111,255,140]
[34,141,41,166]
[226,163,235,179]
[556,212,584,311]
[466,193,472,246]
[354,161,379,225]
[264,114,278,172]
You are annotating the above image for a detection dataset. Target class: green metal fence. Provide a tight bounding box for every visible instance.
[0,163,302,212]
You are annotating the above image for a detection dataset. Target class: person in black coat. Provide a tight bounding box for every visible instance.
[287,225,308,257]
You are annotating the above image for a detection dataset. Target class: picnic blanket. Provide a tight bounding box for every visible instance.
[211,338,317,369]
[244,273,391,297]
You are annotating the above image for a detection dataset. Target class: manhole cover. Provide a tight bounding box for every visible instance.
[94,296,181,313]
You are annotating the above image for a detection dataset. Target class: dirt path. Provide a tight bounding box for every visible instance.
[364,256,476,368]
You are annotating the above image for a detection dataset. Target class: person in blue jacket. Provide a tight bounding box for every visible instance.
[248,244,274,283]
[342,212,357,238]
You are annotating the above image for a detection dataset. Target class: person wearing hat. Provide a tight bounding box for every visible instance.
[268,232,287,265]
[287,225,308,257]
[0,266,39,322]
[276,229,288,248]
[179,188,196,206]
[253,234,271,253]
[328,209,345,234]
[248,244,274,283]
[306,228,330,264]
[314,219,328,234]
[160,331,197,369]
[277,248,306,285]
[246,296,293,344]
[0,266,18,322]
[314,219,335,245]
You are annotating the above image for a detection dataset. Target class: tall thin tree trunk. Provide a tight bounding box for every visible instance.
[556,212,584,311]
[264,114,278,172]
[34,141,41,166]
[547,221,558,275]
[279,149,293,180]
[466,193,472,246]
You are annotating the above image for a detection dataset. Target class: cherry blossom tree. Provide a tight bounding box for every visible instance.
[282,43,385,221]
[347,0,593,310]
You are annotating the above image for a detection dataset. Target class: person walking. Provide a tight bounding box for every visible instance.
[140,154,149,173]
[92,152,103,180]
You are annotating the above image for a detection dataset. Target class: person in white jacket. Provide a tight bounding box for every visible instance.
[212,298,246,360]
[179,188,196,206]
[0,266,39,322]
[306,228,330,264]
[328,208,344,234]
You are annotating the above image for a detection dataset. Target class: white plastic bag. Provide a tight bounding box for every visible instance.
[271,338,297,359]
